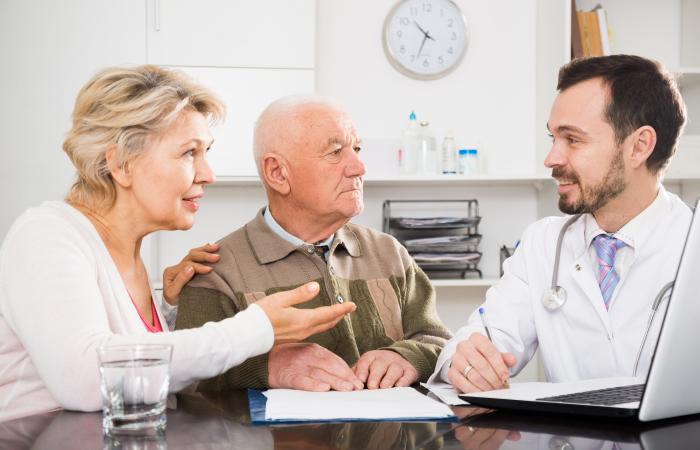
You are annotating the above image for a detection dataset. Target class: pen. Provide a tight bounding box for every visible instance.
[478,307,510,389]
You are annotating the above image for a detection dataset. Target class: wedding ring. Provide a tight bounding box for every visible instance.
[468,426,477,433]
[463,365,473,378]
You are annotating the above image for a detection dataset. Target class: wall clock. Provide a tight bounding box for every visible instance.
[382,0,469,81]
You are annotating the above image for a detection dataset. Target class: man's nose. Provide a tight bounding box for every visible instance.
[544,140,567,169]
[347,150,367,177]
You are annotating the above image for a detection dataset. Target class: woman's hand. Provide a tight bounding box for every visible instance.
[162,243,220,306]
[256,282,356,345]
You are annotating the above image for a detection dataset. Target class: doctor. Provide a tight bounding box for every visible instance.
[428,54,691,393]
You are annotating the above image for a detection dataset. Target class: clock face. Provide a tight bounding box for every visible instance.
[383,0,469,80]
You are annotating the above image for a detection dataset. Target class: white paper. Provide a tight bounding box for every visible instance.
[421,382,548,406]
[262,387,455,421]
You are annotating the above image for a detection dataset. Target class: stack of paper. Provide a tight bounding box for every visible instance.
[262,387,455,421]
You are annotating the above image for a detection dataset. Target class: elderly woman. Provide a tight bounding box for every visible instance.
[0,66,355,422]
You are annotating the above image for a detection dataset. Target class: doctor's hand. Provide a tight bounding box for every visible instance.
[352,350,418,389]
[162,243,220,306]
[448,333,517,394]
[268,343,364,392]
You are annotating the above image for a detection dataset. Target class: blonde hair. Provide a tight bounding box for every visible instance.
[63,65,225,210]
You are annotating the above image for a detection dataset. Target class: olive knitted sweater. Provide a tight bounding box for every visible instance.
[175,208,452,391]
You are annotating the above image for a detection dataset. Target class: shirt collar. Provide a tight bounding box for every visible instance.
[263,206,335,249]
[584,184,672,249]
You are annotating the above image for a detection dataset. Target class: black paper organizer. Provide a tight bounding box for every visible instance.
[382,199,483,279]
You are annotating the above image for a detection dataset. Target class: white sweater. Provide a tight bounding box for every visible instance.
[0,201,274,422]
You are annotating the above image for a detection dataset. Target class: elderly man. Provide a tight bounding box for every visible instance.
[176,94,452,392]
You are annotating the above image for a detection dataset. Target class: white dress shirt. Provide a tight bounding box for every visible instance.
[263,206,334,258]
[585,187,672,309]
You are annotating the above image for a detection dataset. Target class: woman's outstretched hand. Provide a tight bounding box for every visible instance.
[162,243,220,306]
[256,282,356,345]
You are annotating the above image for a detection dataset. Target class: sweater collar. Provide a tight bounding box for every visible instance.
[246,207,361,264]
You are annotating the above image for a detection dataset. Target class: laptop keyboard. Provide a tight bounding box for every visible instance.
[537,384,645,406]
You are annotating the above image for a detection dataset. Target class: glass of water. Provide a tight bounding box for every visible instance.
[97,344,173,434]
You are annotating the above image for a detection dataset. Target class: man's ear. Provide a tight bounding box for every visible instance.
[262,153,291,195]
[629,125,657,170]
[106,145,133,188]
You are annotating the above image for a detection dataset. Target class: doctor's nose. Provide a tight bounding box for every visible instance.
[544,143,567,170]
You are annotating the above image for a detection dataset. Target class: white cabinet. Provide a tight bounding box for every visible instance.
[147,0,315,69]
[173,67,314,176]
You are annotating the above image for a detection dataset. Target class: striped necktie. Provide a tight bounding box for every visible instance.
[314,245,329,262]
[594,235,627,310]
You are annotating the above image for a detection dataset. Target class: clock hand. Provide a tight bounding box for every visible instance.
[416,34,428,58]
[413,21,428,37]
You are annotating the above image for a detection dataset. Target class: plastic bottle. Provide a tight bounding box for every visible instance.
[442,130,457,174]
[466,149,479,174]
[400,111,420,175]
[458,149,468,174]
[416,122,437,175]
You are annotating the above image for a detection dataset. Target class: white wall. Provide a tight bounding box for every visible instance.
[0,0,146,240]
[315,0,537,174]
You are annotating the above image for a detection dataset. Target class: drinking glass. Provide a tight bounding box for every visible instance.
[97,344,173,434]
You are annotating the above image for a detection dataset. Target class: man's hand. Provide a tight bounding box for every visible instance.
[448,333,517,394]
[352,349,418,389]
[268,343,364,392]
[162,243,220,306]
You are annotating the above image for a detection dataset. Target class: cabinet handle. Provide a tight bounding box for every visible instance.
[155,0,160,31]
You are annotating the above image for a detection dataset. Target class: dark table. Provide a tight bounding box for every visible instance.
[2,389,700,449]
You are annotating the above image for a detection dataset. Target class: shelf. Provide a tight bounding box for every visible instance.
[212,173,556,187]
[211,173,700,187]
[430,278,499,287]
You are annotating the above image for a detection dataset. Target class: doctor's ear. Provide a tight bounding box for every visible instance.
[629,126,657,170]
[262,153,291,195]
[106,144,134,188]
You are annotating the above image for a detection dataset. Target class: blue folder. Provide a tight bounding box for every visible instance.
[248,390,460,424]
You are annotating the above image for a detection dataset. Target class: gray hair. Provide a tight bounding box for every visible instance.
[253,93,344,179]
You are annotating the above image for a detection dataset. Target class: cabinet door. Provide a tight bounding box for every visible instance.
[148,0,314,69]
[172,67,314,176]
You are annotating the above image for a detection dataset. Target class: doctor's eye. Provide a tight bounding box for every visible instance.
[547,134,554,142]
[567,137,578,144]
[354,146,361,153]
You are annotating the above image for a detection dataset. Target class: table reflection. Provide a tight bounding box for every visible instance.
[0,390,460,450]
[436,407,700,450]
[4,392,700,450]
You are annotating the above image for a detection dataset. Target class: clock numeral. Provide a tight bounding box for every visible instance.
[410,7,417,15]
[438,56,444,64]
[451,32,457,40]
[448,47,453,54]
[399,17,409,26]
[423,59,429,67]
[448,19,453,27]
[397,30,402,38]
[400,45,406,53]
[422,3,432,12]
[410,55,415,62]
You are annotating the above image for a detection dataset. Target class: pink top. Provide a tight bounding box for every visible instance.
[127,292,163,333]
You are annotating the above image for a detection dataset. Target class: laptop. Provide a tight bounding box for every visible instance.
[459,199,700,422]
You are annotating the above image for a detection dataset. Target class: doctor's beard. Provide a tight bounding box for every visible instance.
[555,145,628,215]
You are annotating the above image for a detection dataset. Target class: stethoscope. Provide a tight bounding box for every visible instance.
[540,211,691,377]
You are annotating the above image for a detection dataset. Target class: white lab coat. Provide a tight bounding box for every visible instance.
[430,192,692,384]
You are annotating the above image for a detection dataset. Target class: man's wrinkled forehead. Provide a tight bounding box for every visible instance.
[294,104,359,149]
